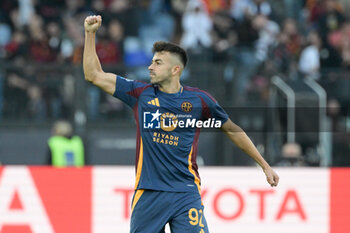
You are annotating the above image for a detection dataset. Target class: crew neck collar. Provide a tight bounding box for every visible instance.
[155,85,184,97]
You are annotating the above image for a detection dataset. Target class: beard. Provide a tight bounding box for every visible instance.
[150,73,158,84]
[150,73,168,85]
[149,68,172,84]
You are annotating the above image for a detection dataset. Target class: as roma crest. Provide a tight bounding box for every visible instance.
[181,101,193,112]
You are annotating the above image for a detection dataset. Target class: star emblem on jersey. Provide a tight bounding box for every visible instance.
[151,110,161,122]
[147,98,160,107]
[143,110,161,129]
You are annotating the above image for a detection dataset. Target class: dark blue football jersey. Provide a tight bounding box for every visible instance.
[113,76,228,194]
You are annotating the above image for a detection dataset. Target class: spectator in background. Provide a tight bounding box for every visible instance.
[230,0,253,22]
[317,0,345,43]
[306,0,347,53]
[270,18,303,75]
[46,21,64,63]
[211,9,237,62]
[230,3,259,103]
[180,0,214,86]
[65,17,85,64]
[327,98,341,132]
[4,30,27,63]
[328,21,350,68]
[276,142,305,166]
[28,14,57,62]
[250,0,271,17]
[230,0,271,22]
[253,14,280,63]
[108,19,124,53]
[271,32,294,74]
[281,18,303,60]
[47,120,85,167]
[3,68,47,120]
[59,20,76,62]
[306,0,326,27]
[3,72,29,118]
[106,19,124,63]
[180,0,213,50]
[27,85,46,120]
[96,23,122,65]
[299,30,322,80]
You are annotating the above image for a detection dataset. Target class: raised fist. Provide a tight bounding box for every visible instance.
[84,15,102,33]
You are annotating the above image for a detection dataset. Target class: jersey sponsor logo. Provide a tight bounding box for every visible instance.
[143,110,161,129]
[143,110,222,132]
[147,98,160,107]
[181,101,193,112]
[152,132,179,146]
[160,112,178,132]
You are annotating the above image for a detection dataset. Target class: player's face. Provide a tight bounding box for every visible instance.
[148,52,173,85]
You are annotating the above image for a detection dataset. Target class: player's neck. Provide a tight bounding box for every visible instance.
[158,80,182,94]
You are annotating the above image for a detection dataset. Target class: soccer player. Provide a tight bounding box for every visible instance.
[83,15,279,233]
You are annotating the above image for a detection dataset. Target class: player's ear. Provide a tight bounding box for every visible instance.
[172,65,181,76]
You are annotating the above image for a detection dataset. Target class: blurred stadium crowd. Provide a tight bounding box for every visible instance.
[0,0,350,166]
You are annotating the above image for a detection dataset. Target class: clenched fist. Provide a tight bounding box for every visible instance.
[84,15,102,33]
[263,167,279,187]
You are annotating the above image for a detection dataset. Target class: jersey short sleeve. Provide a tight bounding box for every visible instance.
[200,92,229,125]
[113,75,149,108]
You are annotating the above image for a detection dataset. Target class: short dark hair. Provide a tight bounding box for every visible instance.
[152,41,188,67]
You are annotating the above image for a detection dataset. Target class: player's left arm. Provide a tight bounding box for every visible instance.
[221,119,279,187]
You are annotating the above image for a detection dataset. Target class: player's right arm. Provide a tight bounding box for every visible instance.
[83,15,116,95]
